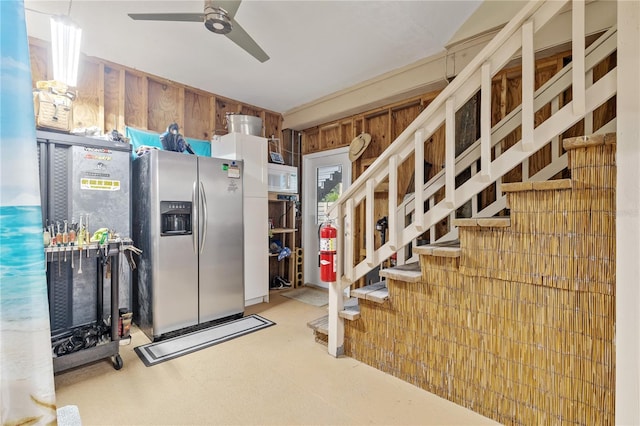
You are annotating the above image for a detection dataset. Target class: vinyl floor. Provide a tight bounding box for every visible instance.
[54,291,498,425]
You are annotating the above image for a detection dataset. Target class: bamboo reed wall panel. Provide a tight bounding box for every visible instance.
[73,60,101,129]
[184,89,212,140]
[345,141,616,424]
[124,72,148,130]
[103,66,122,133]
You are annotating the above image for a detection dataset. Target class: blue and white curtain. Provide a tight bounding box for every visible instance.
[0,1,58,424]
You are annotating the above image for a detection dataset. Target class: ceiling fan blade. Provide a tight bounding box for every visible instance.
[128,13,205,22]
[210,0,241,18]
[225,19,270,63]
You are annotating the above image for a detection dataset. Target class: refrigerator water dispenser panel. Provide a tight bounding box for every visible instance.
[160,201,192,235]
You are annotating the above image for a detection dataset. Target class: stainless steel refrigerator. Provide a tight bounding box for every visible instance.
[132,150,244,340]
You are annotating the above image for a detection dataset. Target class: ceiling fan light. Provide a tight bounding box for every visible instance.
[204,7,232,34]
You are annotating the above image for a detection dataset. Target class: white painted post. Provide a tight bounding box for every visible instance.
[345,198,355,282]
[365,179,375,267]
[328,279,344,357]
[445,98,456,208]
[328,202,345,357]
[616,0,640,422]
[572,0,586,116]
[481,62,493,181]
[414,129,426,232]
[388,155,398,251]
[551,97,561,159]
[522,20,535,151]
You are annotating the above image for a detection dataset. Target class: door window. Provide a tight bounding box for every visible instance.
[316,165,342,224]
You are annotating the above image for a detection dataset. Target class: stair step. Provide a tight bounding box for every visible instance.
[344,297,359,308]
[339,303,361,321]
[413,240,461,258]
[351,282,389,303]
[379,262,422,283]
[452,217,511,228]
[307,315,328,335]
[501,179,572,193]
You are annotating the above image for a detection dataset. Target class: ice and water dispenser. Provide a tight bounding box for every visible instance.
[160,201,192,235]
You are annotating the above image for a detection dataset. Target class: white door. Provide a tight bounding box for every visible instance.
[303,147,351,289]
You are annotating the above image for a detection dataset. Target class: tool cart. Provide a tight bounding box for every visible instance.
[37,130,134,372]
[46,240,136,372]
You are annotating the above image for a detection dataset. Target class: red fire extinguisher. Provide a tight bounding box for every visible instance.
[319,219,337,282]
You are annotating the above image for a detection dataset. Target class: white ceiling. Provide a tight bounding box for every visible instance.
[24,0,484,115]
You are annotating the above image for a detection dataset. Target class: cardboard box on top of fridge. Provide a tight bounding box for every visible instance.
[33,81,75,132]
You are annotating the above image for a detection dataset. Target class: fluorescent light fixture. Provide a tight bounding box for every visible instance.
[50,15,82,87]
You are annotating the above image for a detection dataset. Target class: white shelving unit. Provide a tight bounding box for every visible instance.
[268,192,298,288]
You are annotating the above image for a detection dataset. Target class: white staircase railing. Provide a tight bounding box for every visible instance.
[327,0,618,356]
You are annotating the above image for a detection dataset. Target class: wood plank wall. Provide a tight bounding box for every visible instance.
[28,37,283,141]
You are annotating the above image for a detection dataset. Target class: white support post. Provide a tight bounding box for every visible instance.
[495,136,503,198]
[328,202,346,357]
[414,129,426,232]
[616,0,640,422]
[551,97,561,159]
[365,179,375,267]
[388,155,399,251]
[336,203,343,285]
[522,20,535,152]
[445,98,456,208]
[481,62,492,181]
[345,198,355,282]
[572,0,586,116]
[327,280,344,357]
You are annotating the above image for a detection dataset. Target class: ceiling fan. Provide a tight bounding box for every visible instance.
[128,0,269,63]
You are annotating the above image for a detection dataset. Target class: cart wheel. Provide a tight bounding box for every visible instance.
[113,354,123,370]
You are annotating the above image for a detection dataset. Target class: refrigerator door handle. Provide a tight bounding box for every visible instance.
[192,180,198,254]
[199,181,208,254]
